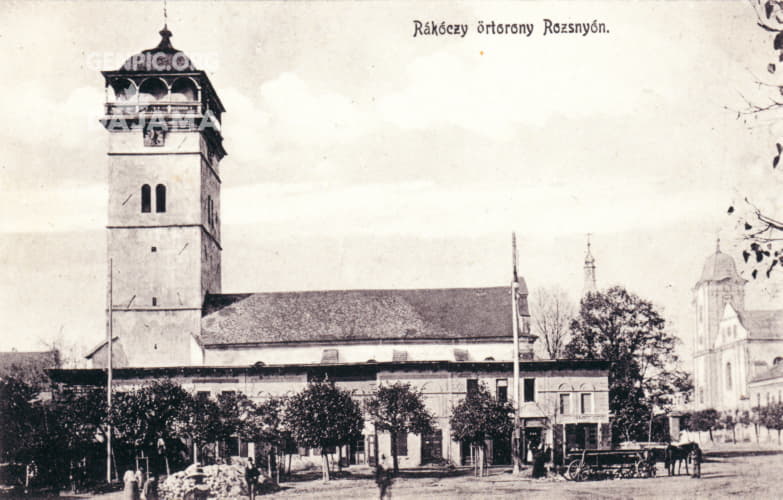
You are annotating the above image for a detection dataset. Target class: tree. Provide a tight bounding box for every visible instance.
[644,370,693,441]
[720,411,738,443]
[530,286,575,359]
[450,383,513,477]
[109,380,193,471]
[758,403,783,443]
[739,409,760,443]
[174,394,223,463]
[689,409,720,442]
[564,286,680,443]
[284,379,364,482]
[365,382,434,474]
[728,1,783,277]
[0,377,38,463]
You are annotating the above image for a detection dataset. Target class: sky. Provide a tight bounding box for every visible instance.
[0,0,781,366]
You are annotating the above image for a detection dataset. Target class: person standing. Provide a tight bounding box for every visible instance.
[245,458,260,500]
[690,445,702,479]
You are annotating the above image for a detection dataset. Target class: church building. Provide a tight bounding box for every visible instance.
[51,26,611,468]
[693,240,783,411]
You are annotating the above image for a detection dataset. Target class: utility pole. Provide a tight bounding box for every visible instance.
[106,259,113,484]
[511,233,522,475]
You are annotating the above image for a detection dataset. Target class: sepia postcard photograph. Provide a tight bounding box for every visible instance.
[1,0,783,498]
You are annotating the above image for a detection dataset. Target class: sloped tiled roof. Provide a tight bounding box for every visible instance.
[740,310,783,339]
[751,361,783,383]
[200,287,515,346]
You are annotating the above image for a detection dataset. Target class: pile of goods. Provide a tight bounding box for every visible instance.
[160,463,273,500]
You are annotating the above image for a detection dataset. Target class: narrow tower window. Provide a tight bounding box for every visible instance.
[726,362,732,390]
[155,184,166,213]
[141,184,151,213]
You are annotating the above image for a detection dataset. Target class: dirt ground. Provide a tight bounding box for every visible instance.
[16,445,781,499]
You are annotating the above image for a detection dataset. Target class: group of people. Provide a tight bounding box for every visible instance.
[122,469,158,500]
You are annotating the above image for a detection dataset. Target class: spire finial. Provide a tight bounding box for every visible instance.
[716,236,721,253]
[164,0,168,27]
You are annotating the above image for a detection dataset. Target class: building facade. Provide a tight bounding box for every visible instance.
[693,241,783,411]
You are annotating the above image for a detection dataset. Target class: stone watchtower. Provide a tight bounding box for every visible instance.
[100,27,226,367]
[693,239,746,409]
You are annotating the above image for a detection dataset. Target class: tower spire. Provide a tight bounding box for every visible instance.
[583,233,597,294]
[716,236,721,253]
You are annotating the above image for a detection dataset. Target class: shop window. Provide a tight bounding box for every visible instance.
[467,379,478,396]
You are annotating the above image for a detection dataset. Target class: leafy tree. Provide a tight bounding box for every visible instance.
[530,286,575,359]
[365,382,434,474]
[758,403,783,443]
[720,411,738,443]
[450,383,513,477]
[173,394,223,463]
[284,379,364,481]
[109,380,192,471]
[0,377,38,463]
[688,408,720,442]
[564,287,680,443]
[643,370,693,441]
[739,409,760,443]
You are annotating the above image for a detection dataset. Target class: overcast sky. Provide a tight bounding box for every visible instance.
[0,1,781,364]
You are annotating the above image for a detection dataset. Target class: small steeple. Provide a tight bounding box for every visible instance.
[584,233,597,294]
[156,25,174,51]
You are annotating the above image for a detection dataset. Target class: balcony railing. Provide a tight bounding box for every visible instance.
[105,101,205,116]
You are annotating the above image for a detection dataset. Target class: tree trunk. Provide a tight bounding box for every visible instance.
[755,423,760,443]
[267,451,272,478]
[708,428,713,442]
[193,443,198,464]
[337,446,343,473]
[478,445,485,477]
[647,407,654,442]
[322,453,330,482]
[732,426,736,444]
[390,432,399,474]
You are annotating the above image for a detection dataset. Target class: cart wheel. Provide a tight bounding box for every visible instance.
[576,465,590,481]
[566,460,581,481]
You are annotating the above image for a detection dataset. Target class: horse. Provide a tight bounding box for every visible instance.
[665,442,699,476]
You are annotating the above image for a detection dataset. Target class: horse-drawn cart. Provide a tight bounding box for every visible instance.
[564,449,657,481]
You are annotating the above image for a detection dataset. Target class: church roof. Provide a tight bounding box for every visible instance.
[740,310,783,339]
[750,361,783,383]
[200,287,520,346]
[118,26,197,73]
[697,245,743,285]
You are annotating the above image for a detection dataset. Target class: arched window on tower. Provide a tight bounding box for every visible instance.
[726,362,732,390]
[141,184,151,213]
[155,184,166,213]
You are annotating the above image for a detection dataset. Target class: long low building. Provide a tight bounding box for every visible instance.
[50,359,610,468]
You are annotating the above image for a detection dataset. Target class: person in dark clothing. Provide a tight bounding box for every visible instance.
[245,458,260,500]
[531,443,547,478]
[375,455,394,499]
[690,445,702,479]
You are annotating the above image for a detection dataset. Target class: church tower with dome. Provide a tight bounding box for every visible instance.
[97,26,226,367]
[693,239,746,409]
